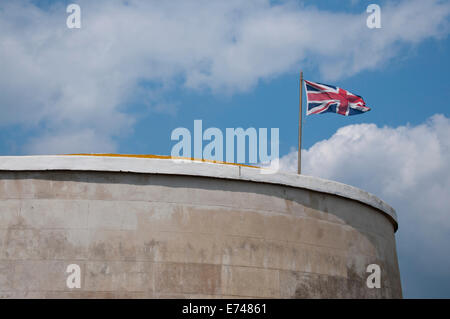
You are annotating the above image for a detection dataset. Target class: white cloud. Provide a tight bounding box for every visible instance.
[24,129,117,155]
[0,0,449,154]
[278,114,450,297]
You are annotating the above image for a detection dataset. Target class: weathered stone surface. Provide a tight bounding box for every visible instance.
[155,263,221,295]
[0,158,402,298]
[0,261,14,291]
[12,260,85,292]
[84,261,153,292]
[279,270,386,299]
[222,265,280,298]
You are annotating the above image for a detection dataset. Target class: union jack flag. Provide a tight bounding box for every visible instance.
[304,80,370,116]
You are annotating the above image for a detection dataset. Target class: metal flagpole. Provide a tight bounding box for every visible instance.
[298,71,303,175]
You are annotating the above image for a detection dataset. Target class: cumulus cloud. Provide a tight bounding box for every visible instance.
[0,0,449,154]
[24,129,117,155]
[277,114,450,297]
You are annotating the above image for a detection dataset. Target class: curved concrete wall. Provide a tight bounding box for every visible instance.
[0,156,402,298]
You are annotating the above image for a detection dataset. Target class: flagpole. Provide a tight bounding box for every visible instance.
[298,71,303,175]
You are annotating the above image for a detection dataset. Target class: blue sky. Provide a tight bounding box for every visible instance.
[0,0,449,298]
[1,0,449,157]
[118,37,450,157]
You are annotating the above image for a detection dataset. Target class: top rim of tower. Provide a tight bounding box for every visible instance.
[0,154,398,231]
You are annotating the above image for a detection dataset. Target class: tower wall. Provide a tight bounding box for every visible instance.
[0,156,401,298]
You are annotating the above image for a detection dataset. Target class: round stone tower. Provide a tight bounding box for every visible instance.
[0,155,401,298]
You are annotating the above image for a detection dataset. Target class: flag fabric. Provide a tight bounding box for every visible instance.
[304,80,370,116]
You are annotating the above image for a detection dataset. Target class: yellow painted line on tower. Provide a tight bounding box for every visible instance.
[65,153,263,169]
